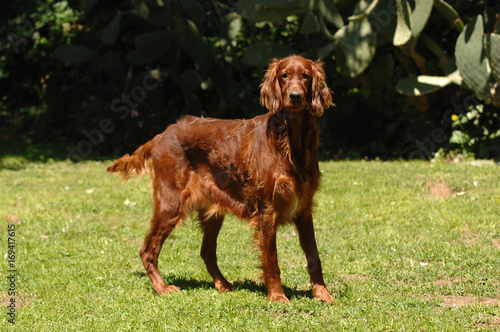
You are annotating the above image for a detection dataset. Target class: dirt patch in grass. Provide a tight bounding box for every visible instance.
[449,228,482,247]
[426,278,500,309]
[123,237,140,245]
[440,295,476,308]
[426,179,452,199]
[451,231,500,248]
[340,274,371,281]
[5,214,21,224]
[0,292,33,308]
[431,277,470,287]
[422,293,500,308]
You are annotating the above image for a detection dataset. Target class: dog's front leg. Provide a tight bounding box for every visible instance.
[293,211,333,303]
[256,211,289,303]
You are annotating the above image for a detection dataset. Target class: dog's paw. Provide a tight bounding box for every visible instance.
[312,284,334,304]
[268,293,290,303]
[215,281,235,293]
[156,284,180,295]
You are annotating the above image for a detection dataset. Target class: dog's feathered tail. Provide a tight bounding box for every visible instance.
[107,140,154,180]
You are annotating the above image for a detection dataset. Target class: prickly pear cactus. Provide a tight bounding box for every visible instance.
[433,0,464,30]
[455,15,490,101]
[411,0,433,38]
[394,0,412,46]
[486,33,500,84]
[395,70,462,96]
[334,16,376,77]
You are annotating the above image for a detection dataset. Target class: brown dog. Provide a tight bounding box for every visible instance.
[107,55,334,303]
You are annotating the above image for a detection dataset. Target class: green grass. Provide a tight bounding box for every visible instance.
[1,160,499,331]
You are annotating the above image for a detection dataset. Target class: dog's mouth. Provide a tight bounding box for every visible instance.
[284,98,306,111]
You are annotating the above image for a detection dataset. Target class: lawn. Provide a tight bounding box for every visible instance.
[1,159,499,331]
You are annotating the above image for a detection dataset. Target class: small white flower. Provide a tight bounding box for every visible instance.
[124,199,136,207]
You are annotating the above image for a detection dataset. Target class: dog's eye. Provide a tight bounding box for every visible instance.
[302,73,310,80]
[281,73,288,79]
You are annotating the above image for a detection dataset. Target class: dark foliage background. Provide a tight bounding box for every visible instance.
[1,0,499,161]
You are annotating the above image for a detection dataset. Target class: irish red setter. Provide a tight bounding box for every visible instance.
[107,55,334,303]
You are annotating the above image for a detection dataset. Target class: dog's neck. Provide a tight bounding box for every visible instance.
[270,108,320,174]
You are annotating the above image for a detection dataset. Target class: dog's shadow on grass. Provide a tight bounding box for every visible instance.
[133,270,349,300]
[133,271,314,300]
[169,277,314,301]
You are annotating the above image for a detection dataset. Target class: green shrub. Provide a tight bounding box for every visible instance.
[2,0,499,159]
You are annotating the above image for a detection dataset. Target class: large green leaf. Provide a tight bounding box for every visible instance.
[371,0,411,46]
[301,12,320,34]
[242,42,296,67]
[485,33,500,83]
[101,12,122,45]
[396,75,452,95]
[393,0,412,46]
[411,0,433,38]
[455,15,490,101]
[433,0,463,30]
[318,0,344,28]
[450,130,470,145]
[180,0,206,25]
[395,70,462,95]
[53,45,96,64]
[125,31,170,66]
[334,16,376,77]
[134,31,170,52]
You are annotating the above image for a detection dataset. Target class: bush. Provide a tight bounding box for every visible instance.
[1,0,499,160]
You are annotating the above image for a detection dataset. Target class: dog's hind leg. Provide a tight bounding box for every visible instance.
[139,188,184,295]
[199,210,234,292]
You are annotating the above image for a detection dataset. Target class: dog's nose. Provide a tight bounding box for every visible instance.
[289,91,302,102]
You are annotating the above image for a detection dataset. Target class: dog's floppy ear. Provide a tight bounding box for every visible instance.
[260,58,282,114]
[309,59,334,117]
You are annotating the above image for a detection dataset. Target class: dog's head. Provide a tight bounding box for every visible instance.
[260,55,334,116]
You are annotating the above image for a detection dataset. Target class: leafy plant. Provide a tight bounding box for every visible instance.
[235,0,500,158]
[2,0,499,159]
[397,12,499,102]
[448,103,500,159]
[1,0,82,139]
